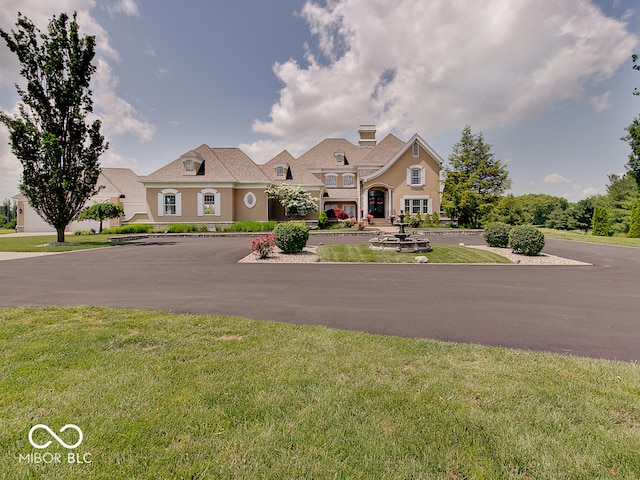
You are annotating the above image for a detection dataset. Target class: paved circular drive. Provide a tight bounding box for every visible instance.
[0,233,638,361]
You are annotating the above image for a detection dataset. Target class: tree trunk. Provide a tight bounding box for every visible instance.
[56,226,65,243]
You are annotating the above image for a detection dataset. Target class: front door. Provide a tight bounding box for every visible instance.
[368,190,385,218]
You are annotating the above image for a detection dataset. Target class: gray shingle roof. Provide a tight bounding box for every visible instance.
[99,168,146,202]
[261,150,324,186]
[142,145,271,184]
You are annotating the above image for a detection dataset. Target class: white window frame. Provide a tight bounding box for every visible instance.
[276,166,284,177]
[325,173,338,188]
[406,165,425,186]
[158,189,181,217]
[244,192,256,209]
[342,173,355,188]
[197,188,221,217]
[403,196,431,215]
[412,142,420,158]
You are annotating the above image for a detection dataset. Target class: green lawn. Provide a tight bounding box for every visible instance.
[0,234,130,252]
[539,228,640,247]
[317,244,511,263]
[0,307,638,479]
[0,228,16,235]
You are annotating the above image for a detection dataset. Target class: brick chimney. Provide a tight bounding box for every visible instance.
[358,125,376,146]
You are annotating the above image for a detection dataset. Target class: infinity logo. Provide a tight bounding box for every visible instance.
[28,424,83,449]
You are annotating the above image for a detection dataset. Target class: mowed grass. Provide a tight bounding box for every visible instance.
[317,243,511,263]
[539,228,640,247]
[0,228,16,235]
[1,307,639,479]
[0,234,130,252]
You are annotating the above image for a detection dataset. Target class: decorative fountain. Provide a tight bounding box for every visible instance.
[368,212,432,253]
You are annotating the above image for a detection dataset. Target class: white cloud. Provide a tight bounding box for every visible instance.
[93,59,155,142]
[238,139,308,164]
[589,91,611,112]
[0,1,153,199]
[105,0,140,18]
[251,0,638,146]
[101,152,140,172]
[0,123,21,200]
[545,173,572,184]
[579,187,600,198]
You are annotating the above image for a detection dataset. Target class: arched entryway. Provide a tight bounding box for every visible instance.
[367,188,387,218]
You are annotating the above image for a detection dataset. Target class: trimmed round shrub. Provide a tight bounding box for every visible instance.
[483,222,510,247]
[273,222,309,254]
[509,225,545,256]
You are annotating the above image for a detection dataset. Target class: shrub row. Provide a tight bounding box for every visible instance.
[484,223,545,256]
[218,220,277,232]
[102,224,155,234]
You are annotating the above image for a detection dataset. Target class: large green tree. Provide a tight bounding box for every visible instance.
[442,125,511,228]
[0,12,108,242]
[622,54,640,193]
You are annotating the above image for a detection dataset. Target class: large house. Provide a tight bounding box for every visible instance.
[14,126,443,231]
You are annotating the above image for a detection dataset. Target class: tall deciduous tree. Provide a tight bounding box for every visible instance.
[442,125,511,228]
[621,117,640,193]
[0,12,108,242]
[623,54,640,193]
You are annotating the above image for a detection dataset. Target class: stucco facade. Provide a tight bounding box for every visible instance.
[15,126,443,231]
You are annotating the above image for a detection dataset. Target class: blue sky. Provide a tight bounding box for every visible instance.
[1,0,639,203]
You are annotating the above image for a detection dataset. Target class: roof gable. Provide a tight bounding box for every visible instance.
[142,145,270,184]
[361,134,443,182]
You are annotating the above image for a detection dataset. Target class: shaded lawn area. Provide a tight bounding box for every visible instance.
[1,306,638,479]
[317,244,511,263]
[0,234,132,252]
[0,229,16,235]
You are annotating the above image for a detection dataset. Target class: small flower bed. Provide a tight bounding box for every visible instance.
[250,234,277,259]
[340,217,357,228]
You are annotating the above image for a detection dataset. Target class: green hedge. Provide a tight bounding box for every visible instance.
[218,220,277,232]
[166,224,208,233]
[102,224,155,234]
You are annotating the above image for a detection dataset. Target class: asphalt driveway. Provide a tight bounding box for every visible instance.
[1,233,638,361]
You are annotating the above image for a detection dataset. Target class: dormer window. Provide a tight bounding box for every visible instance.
[182,157,203,174]
[335,153,344,164]
[276,166,284,177]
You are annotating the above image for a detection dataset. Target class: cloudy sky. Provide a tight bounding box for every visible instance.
[1,0,639,203]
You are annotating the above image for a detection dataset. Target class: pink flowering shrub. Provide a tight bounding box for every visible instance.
[332,208,349,220]
[250,234,277,259]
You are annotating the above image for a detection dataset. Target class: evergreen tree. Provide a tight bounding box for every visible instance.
[591,207,610,236]
[442,125,511,228]
[628,201,640,238]
[0,12,108,242]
